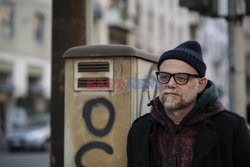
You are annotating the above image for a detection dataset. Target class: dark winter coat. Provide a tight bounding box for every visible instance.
[127,81,250,167]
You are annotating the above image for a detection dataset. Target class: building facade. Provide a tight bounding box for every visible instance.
[93,0,200,54]
[0,0,51,137]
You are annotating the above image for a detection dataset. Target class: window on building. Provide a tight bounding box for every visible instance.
[108,0,123,8]
[94,0,102,21]
[0,61,13,94]
[33,12,45,43]
[0,1,15,38]
[28,75,43,95]
[0,71,12,96]
[123,0,128,19]
[189,24,198,40]
[108,0,128,19]
[28,65,43,95]
[109,25,128,44]
[26,66,47,114]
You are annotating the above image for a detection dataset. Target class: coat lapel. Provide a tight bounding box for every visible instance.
[136,119,155,167]
[192,121,218,167]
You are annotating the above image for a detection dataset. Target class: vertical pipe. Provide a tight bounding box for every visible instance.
[228,0,246,116]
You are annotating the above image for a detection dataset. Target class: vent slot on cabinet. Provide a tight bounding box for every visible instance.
[74,59,113,91]
[78,62,110,72]
[78,77,111,88]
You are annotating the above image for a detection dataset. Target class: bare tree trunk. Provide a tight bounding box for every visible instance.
[51,0,86,166]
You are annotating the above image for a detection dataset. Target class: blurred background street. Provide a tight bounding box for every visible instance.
[0,150,49,167]
[0,0,250,166]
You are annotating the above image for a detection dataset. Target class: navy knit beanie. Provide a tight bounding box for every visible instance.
[157,41,206,77]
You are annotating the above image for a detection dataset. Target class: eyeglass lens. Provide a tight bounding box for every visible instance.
[157,72,189,85]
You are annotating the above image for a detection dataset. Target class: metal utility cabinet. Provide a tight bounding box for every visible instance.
[64,45,158,167]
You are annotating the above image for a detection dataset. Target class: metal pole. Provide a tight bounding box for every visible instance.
[228,0,246,117]
[51,0,86,166]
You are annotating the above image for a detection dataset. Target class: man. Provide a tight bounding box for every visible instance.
[127,41,250,167]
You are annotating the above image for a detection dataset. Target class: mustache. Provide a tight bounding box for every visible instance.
[161,89,181,96]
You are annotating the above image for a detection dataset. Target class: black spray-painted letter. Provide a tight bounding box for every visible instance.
[75,97,115,167]
[82,97,115,137]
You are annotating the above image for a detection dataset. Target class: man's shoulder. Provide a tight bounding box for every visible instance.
[217,110,244,120]
[213,110,246,127]
[131,113,152,128]
[129,113,153,138]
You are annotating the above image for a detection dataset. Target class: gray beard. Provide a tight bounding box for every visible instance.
[160,96,196,112]
[159,86,199,112]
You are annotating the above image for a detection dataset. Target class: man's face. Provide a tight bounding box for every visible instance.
[159,59,206,111]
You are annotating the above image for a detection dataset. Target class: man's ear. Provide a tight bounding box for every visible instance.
[198,77,208,93]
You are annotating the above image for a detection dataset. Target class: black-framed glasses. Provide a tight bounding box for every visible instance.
[156,72,200,85]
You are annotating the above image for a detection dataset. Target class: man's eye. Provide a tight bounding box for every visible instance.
[176,75,188,80]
